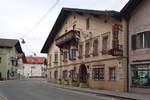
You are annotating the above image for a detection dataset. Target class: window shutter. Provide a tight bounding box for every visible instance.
[147,31,150,48]
[132,35,136,50]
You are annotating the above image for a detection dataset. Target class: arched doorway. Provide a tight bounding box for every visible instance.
[7,70,10,80]
[79,64,87,82]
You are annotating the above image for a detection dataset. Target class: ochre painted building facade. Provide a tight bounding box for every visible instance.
[41,8,128,91]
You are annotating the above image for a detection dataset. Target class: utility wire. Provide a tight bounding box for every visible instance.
[22,0,60,38]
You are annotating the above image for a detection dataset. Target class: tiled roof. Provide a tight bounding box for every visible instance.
[17,53,27,63]
[0,38,23,53]
[25,56,46,64]
[41,7,122,53]
[0,38,18,47]
[120,0,143,19]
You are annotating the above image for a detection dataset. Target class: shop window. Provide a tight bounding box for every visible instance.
[70,70,77,81]
[92,68,104,80]
[85,42,90,57]
[93,39,98,56]
[131,65,150,88]
[54,71,58,80]
[79,44,83,58]
[109,68,116,80]
[63,70,68,80]
[63,51,68,61]
[86,18,90,30]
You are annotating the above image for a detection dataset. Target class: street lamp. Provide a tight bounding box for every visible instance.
[20,38,26,44]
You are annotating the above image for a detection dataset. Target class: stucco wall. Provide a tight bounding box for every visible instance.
[24,63,45,78]
[47,12,127,91]
[129,0,150,62]
[0,47,18,79]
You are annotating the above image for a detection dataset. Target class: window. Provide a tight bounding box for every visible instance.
[93,39,98,56]
[86,18,90,30]
[102,36,109,51]
[92,68,104,80]
[131,65,150,88]
[136,33,144,49]
[132,35,136,50]
[70,70,77,81]
[31,66,35,69]
[0,57,1,63]
[79,44,83,58]
[144,31,150,48]
[49,54,51,65]
[63,70,68,80]
[109,68,116,80]
[69,49,76,60]
[49,72,51,79]
[131,31,150,50]
[54,53,58,63]
[63,51,68,61]
[54,71,58,80]
[85,42,90,57]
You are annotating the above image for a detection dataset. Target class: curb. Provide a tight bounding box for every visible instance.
[0,96,7,100]
[54,85,136,100]
[47,83,150,100]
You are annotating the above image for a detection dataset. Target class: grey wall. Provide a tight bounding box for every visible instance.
[129,0,150,63]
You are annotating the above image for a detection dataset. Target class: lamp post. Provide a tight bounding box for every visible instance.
[20,38,26,79]
[20,38,26,44]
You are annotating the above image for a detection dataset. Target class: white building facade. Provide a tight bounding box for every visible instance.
[23,57,47,78]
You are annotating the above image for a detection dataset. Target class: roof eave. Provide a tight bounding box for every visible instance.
[41,8,122,53]
[120,0,143,19]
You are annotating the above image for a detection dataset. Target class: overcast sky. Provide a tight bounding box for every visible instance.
[0,0,129,57]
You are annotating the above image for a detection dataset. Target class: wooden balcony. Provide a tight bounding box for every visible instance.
[56,30,80,48]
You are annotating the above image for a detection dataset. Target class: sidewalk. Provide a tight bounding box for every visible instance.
[48,83,150,100]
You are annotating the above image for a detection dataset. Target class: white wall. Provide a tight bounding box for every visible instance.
[24,63,45,78]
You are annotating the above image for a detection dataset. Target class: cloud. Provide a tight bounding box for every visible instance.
[0,0,129,56]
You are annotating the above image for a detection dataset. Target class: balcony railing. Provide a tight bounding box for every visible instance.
[56,30,80,48]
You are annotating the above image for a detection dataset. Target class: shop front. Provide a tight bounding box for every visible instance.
[131,64,150,93]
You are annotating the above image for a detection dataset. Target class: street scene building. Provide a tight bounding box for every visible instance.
[17,53,27,79]
[41,8,128,91]
[23,56,47,78]
[2,0,150,100]
[0,38,23,80]
[121,0,150,93]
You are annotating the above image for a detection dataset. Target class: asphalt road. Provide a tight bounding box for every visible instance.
[0,79,121,100]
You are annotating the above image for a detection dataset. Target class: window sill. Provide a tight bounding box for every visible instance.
[108,79,116,81]
[93,53,99,56]
[53,61,58,64]
[63,59,68,62]
[78,56,83,59]
[69,58,76,60]
[93,79,104,81]
[85,55,90,58]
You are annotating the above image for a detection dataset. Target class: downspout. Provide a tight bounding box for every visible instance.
[59,49,62,84]
[126,20,129,92]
